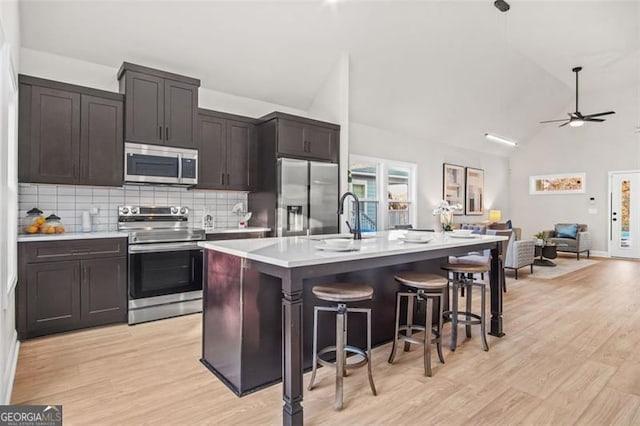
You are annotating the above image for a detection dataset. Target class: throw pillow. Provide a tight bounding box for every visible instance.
[555,223,578,239]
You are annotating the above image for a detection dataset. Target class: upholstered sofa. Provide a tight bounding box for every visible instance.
[544,223,592,260]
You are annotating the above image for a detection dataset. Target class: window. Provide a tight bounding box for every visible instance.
[349,155,417,231]
[388,166,412,228]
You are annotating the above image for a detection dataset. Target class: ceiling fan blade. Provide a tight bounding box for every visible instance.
[583,111,615,118]
[540,119,569,123]
[559,121,570,128]
[584,118,605,122]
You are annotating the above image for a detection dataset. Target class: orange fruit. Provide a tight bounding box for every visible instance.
[46,227,56,234]
[26,226,38,234]
[55,226,65,233]
[35,217,46,225]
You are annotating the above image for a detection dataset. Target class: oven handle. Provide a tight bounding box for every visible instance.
[129,242,203,254]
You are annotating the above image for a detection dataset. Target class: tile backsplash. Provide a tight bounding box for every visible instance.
[18,183,248,233]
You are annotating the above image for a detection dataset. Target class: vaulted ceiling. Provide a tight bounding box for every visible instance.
[19,1,640,154]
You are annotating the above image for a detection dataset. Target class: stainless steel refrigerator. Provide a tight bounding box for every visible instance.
[277,158,339,237]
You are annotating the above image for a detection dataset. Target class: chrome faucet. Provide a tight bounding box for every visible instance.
[338,192,362,240]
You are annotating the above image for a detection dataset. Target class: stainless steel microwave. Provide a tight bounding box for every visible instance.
[124,143,198,186]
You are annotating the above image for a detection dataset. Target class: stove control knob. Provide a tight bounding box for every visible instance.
[121,207,129,215]
[131,207,139,214]
[171,207,179,215]
[180,207,188,215]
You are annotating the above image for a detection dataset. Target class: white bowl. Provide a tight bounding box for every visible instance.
[452,229,473,236]
[322,239,353,249]
[403,235,432,243]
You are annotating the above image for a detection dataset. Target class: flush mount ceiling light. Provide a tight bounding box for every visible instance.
[484,133,518,147]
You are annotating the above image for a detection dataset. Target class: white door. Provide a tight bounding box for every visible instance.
[610,172,640,258]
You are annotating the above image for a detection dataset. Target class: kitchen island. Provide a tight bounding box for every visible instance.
[198,231,508,426]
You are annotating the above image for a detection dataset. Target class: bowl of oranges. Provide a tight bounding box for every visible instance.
[22,208,65,234]
[23,208,46,234]
[40,214,66,234]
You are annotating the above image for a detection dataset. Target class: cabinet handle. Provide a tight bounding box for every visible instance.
[166,127,169,140]
[221,173,225,185]
[159,126,162,139]
[227,173,230,186]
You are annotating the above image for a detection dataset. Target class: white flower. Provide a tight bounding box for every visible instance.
[432,200,462,215]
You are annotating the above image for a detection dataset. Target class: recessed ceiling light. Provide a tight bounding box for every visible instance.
[484,133,518,147]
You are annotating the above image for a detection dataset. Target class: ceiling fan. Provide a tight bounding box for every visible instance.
[540,66,615,128]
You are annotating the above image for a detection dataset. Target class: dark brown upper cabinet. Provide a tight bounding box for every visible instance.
[197,109,256,191]
[261,112,339,163]
[18,75,124,187]
[118,63,199,150]
[80,95,124,186]
[25,85,81,185]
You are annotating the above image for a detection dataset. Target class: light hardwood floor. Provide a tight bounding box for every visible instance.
[12,256,640,425]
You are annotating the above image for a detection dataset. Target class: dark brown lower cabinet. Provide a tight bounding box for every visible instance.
[18,238,128,339]
[26,261,81,333]
[81,257,127,327]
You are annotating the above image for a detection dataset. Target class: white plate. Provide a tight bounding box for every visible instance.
[398,237,432,244]
[449,234,479,239]
[316,245,359,252]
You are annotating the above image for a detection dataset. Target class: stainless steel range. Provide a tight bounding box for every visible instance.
[119,206,205,324]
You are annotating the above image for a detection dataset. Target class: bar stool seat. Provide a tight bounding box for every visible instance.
[312,283,374,303]
[441,262,488,274]
[388,272,448,377]
[394,271,449,289]
[441,263,490,352]
[308,282,376,411]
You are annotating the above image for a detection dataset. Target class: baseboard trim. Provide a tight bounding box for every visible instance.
[2,331,19,404]
[590,250,609,258]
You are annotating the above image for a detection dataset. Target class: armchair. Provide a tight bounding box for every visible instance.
[503,231,535,279]
[544,223,592,260]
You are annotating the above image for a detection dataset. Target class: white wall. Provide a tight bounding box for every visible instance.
[0,0,20,405]
[308,53,350,230]
[20,48,308,119]
[350,122,511,230]
[510,84,640,253]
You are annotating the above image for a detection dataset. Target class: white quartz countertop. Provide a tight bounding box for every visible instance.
[205,227,271,235]
[197,231,508,268]
[18,231,128,243]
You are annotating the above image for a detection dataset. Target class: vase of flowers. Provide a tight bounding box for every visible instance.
[433,200,462,232]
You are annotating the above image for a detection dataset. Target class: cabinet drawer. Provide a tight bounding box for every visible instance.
[22,238,127,262]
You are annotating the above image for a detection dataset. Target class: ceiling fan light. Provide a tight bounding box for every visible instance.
[569,119,584,127]
[484,133,518,147]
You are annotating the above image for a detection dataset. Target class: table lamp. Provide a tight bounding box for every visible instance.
[489,210,502,223]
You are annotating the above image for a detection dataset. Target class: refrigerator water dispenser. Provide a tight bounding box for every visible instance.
[287,205,303,232]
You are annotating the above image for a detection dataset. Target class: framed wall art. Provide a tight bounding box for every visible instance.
[465,167,484,215]
[442,163,465,215]
[529,172,586,195]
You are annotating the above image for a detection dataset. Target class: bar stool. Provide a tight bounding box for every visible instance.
[441,263,489,352]
[308,283,377,410]
[388,271,448,377]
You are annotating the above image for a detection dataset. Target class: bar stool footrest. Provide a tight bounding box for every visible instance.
[317,345,369,370]
[443,311,482,325]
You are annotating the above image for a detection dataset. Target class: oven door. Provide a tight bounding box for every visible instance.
[128,242,203,300]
